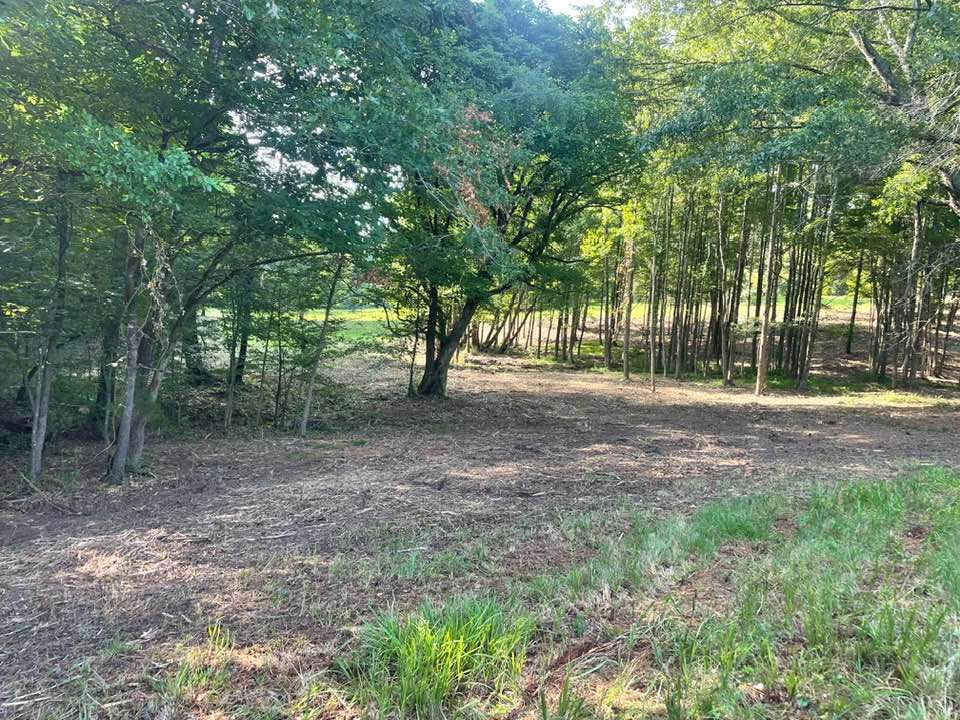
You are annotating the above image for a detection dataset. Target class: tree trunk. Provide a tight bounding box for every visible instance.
[90,232,127,438]
[109,226,145,485]
[91,314,120,442]
[128,240,173,469]
[129,334,159,466]
[407,316,420,398]
[936,298,957,377]
[648,253,657,392]
[300,257,345,436]
[845,250,864,355]
[232,271,254,385]
[622,236,636,381]
[29,171,71,482]
[417,297,480,397]
[756,169,783,396]
[725,198,751,383]
[254,302,275,428]
[715,194,732,386]
[110,315,141,485]
[273,340,284,427]
[182,306,211,384]
[536,303,544,358]
[899,203,924,383]
[224,305,239,430]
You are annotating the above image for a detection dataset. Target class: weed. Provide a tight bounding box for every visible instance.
[571,613,587,638]
[538,675,593,720]
[155,621,234,704]
[338,597,533,717]
[102,631,137,658]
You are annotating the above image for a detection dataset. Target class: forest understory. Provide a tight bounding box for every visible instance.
[2,326,959,719]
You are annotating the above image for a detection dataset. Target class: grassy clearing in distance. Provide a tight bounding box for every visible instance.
[330,306,390,345]
[820,293,876,314]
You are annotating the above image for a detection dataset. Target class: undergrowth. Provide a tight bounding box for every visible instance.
[636,467,960,719]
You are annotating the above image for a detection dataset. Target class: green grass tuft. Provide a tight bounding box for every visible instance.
[339,597,533,717]
[682,495,778,556]
[538,675,593,720]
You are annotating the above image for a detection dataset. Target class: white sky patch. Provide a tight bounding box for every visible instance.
[540,0,602,16]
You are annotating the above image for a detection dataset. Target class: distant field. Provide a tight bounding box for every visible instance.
[214,294,874,350]
[330,307,389,344]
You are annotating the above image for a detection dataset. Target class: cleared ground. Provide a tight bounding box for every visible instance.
[1,354,959,718]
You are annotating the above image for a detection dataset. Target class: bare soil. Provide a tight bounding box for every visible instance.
[1,355,958,717]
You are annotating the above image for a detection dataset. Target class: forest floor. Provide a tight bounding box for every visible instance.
[2,351,960,718]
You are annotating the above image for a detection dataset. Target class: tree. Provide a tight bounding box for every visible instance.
[373,0,637,396]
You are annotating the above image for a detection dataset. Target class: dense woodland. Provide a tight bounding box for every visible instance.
[2,0,959,485]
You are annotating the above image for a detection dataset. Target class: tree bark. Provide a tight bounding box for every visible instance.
[29,171,71,482]
[417,297,481,397]
[622,233,636,381]
[715,194,732,386]
[109,226,145,485]
[845,250,865,355]
[756,168,783,396]
[181,306,211,384]
[300,257,345,436]
[649,253,657,392]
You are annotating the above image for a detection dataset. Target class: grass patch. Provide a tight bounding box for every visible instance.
[155,621,235,705]
[337,597,533,718]
[528,495,778,614]
[633,468,960,718]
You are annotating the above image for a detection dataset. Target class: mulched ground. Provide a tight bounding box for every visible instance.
[1,355,958,717]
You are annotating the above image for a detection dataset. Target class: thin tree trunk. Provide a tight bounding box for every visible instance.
[407,313,421,398]
[756,168,783,396]
[536,303,544,358]
[845,250,865,355]
[300,257,345,436]
[29,171,71,482]
[715,194,732,386]
[649,253,657,392]
[273,340,284,427]
[109,226,145,485]
[622,237,635,381]
[254,304,275,428]
[224,298,239,429]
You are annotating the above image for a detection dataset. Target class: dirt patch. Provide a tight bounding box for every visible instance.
[903,523,931,557]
